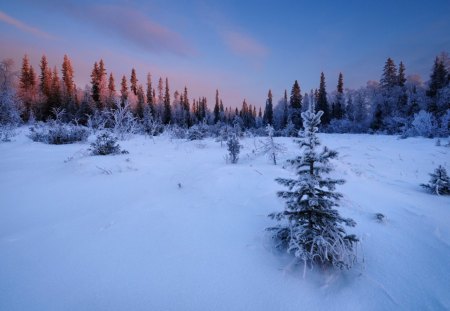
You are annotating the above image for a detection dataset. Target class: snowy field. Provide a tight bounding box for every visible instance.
[1,129,449,311]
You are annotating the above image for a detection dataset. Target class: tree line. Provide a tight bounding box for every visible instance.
[9,52,450,137]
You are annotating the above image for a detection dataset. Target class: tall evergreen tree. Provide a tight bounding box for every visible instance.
[214,89,220,123]
[163,77,171,124]
[333,72,345,119]
[317,72,330,125]
[380,57,398,89]
[398,61,406,87]
[290,80,303,130]
[120,75,128,107]
[39,55,51,99]
[130,68,138,96]
[146,73,154,115]
[107,72,116,109]
[427,56,448,98]
[19,54,37,120]
[90,61,100,108]
[61,55,74,98]
[135,85,145,119]
[263,89,274,125]
[268,103,358,273]
[50,66,61,112]
[98,59,107,107]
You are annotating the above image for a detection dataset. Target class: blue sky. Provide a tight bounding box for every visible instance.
[1,0,449,108]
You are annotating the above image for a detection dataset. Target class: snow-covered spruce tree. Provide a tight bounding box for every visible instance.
[90,131,127,156]
[421,165,450,195]
[268,104,358,273]
[227,134,242,164]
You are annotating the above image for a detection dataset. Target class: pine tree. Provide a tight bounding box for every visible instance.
[39,55,52,119]
[130,68,138,96]
[421,165,450,195]
[19,55,37,119]
[146,73,154,115]
[263,89,274,125]
[290,80,303,130]
[120,75,128,107]
[90,61,100,108]
[268,103,358,273]
[398,61,406,87]
[214,89,220,123]
[62,54,75,100]
[333,72,345,119]
[427,56,448,99]
[183,86,190,126]
[50,66,61,112]
[98,59,107,107]
[39,55,51,99]
[317,72,330,125]
[380,57,398,89]
[135,85,145,119]
[107,73,116,109]
[163,77,171,124]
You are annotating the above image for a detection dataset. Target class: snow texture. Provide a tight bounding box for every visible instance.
[0,128,449,310]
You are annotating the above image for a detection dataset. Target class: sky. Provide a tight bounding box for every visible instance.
[1,0,449,109]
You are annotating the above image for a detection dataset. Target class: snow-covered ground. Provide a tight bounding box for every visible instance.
[1,129,449,311]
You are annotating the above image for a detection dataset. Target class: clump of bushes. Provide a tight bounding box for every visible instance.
[28,121,89,145]
[90,131,128,155]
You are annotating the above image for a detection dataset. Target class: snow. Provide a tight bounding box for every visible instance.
[0,129,449,310]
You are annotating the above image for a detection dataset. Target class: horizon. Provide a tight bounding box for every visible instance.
[1,0,449,108]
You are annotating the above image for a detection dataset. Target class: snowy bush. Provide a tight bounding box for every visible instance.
[409,110,437,138]
[256,125,286,165]
[142,107,163,137]
[421,165,450,195]
[87,110,109,133]
[226,134,242,164]
[169,125,187,139]
[268,105,358,273]
[90,132,127,156]
[187,121,209,140]
[110,103,138,140]
[28,121,89,145]
[216,124,233,147]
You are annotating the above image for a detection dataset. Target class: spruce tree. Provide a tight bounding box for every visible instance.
[135,85,145,119]
[380,57,398,89]
[268,103,358,273]
[120,75,128,107]
[61,54,76,117]
[214,89,220,123]
[290,80,303,130]
[130,68,138,96]
[163,77,171,124]
[146,73,154,115]
[317,72,330,125]
[427,57,448,98]
[107,73,116,109]
[39,55,52,119]
[398,61,406,87]
[19,55,36,119]
[421,165,450,195]
[263,89,274,125]
[90,62,100,108]
[334,72,345,119]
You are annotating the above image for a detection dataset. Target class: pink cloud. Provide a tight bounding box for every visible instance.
[64,4,195,57]
[0,10,55,40]
[223,31,268,59]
